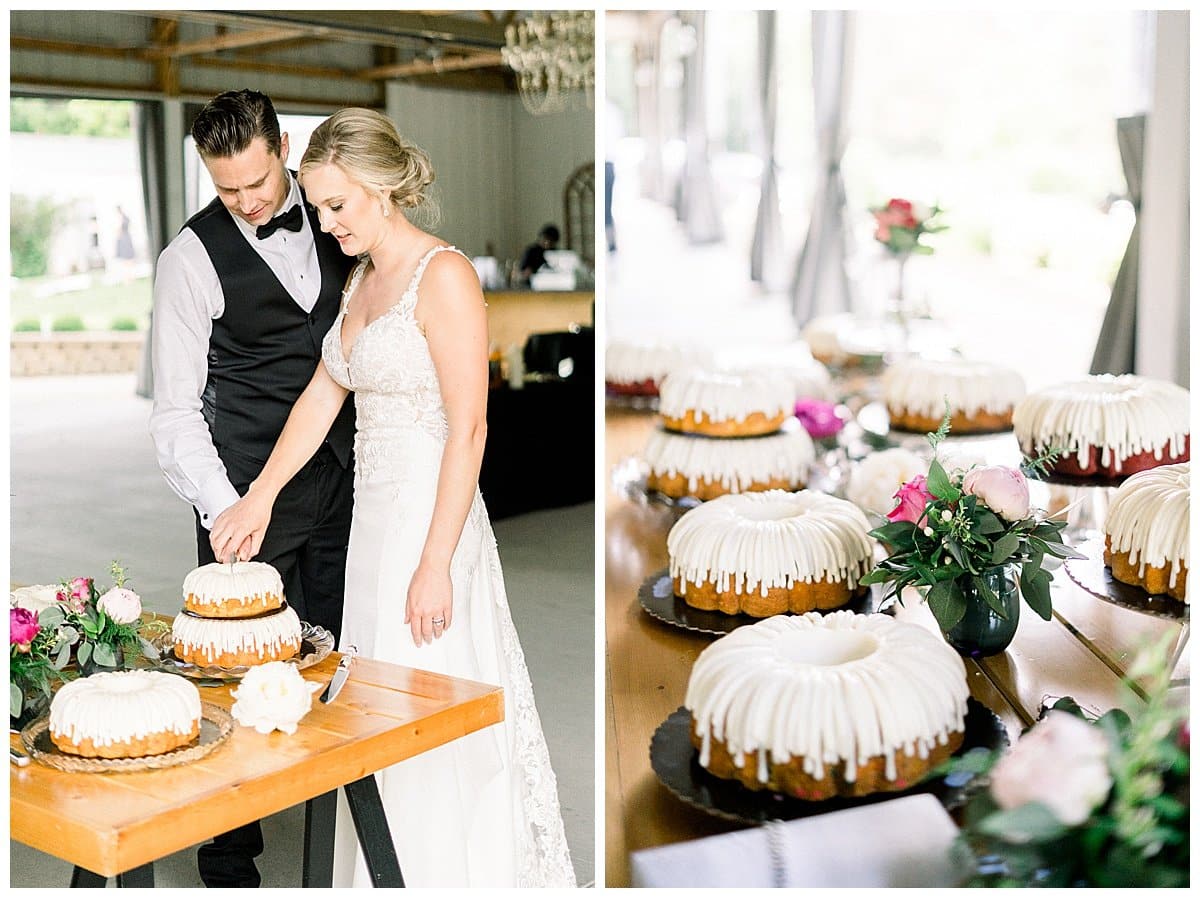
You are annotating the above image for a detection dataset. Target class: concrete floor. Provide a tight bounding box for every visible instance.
[9,373,595,887]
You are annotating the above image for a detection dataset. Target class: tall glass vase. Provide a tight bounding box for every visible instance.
[886,251,913,354]
[941,565,1020,658]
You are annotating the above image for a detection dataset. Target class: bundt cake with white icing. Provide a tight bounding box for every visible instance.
[716,341,833,403]
[1013,374,1190,478]
[685,611,969,799]
[668,490,874,616]
[49,670,202,759]
[1104,462,1189,603]
[605,340,715,397]
[172,604,302,667]
[183,560,284,618]
[644,427,815,500]
[883,358,1026,434]
[659,369,794,437]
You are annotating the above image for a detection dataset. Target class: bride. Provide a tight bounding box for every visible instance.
[209,108,576,888]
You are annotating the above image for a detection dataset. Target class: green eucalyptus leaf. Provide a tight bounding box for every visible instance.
[140,637,160,660]
[927,458,959,501]
[1020,568,1053,620]
[38,604,65,628]
[76,641,93,668]
[869,520,919,547]
[93,642,116,668]
[976,802,1069,843]
[975,510,1004,535]
[973,575,1009,619]
[1039,539,1081,559]
[927,579,967,629]
[990,532,1021,564]
[53,640,71,669]
[859,568,894,586]
[11,682,24,718]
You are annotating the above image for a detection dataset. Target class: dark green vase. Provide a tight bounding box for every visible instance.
[942,566,1020,658]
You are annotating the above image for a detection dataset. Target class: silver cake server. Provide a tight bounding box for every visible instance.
[319,645,357,704]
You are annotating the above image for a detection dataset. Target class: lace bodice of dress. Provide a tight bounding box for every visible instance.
[322,246,470,479]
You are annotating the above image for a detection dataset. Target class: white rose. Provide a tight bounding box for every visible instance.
[97,586,142,624]
[10,584,62,615]
[847,448,926,516]
[990,711,1112,828]
[230,661,323,735]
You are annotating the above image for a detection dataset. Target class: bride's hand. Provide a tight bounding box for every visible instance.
[405,563,453,646]
[210,487,274,563]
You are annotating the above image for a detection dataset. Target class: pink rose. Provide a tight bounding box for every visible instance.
[794,398,845,441]
[10,607,40,650]
[887,475,934,527]
[990,711,1111,828]
[874,224,891,243]
[97,587,142,625]
[69,577,92,601]
[962,465,1030,522]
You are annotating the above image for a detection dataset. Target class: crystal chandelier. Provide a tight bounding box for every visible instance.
[502,11,595,116]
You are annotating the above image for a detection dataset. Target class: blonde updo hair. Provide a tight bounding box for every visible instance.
[300,108,437,222]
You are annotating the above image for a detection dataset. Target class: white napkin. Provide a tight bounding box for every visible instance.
[629,792,963,888]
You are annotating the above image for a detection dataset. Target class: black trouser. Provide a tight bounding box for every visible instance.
[194,442,354,889]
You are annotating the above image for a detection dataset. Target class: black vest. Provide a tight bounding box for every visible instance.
[185,190,357,484]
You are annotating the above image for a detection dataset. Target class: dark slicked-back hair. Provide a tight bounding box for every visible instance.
[192,89,281,159]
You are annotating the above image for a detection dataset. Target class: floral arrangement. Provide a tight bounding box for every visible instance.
[947,636,1189,886]
[860,414,1082,632]
[870,197,946,256]
[231,661,323,735]
[9,562,157,719]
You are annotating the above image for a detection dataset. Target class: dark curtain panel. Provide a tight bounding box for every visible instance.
[750,11,786,290]
[134,101,171,399]
[1089,115,1145,376]
[790,11,854,326]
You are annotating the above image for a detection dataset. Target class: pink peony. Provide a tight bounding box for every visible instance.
[68,577,92,600]
[887,475,934,527]
[794,398,845,441]
[962,465,1030,522]
[990,711,1112,828]
[10,607,40,650]
[97,587,142,625]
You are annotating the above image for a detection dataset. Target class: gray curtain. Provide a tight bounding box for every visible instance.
[134,101,172,399]
[678,11,723,244]
[1089,115,1145,376]
[750,10,786,290]
[790,11,854,325]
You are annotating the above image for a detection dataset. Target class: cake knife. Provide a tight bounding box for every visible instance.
[319,645,357,704]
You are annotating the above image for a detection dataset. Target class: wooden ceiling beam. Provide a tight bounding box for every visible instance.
[187,54,372,82]
[150,18,180,95]
[359,50,505,81]
[145,26,309,59]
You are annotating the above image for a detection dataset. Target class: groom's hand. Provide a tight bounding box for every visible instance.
[210,490,273,563]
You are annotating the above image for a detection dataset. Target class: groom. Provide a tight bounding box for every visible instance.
[149,89,357,887]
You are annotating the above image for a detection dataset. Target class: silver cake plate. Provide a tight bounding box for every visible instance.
[152,621,335,683]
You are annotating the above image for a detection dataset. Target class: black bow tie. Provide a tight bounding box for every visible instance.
[255,204,304,240]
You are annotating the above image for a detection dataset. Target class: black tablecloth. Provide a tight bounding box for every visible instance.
[480,379,594,520]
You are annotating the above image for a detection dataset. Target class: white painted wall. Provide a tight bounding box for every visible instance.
[1136,11,1189,387]
[386,82,595,266]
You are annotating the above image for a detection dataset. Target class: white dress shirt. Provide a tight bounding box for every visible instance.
[149,172,323,529]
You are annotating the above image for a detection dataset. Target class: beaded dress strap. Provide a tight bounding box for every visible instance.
[341,260,369,314]
[398,245,469,312]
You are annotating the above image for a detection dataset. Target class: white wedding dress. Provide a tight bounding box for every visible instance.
[323,246,576,887]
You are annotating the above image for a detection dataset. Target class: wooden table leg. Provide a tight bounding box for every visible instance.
[303,790,338,887]
[343,774,405,888]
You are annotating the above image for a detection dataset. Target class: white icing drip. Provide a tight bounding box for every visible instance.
[668,490,874,596]
[644,428,815,492]
[1013,375,1190,470]
[172,605,302,656]
[659,368,794,424]
[1105,462,1190,600]
[49,670,201,746]
[883,358,1025,419]
[685,612,969,782]
[605,341,716,386]
[182,560,285,607]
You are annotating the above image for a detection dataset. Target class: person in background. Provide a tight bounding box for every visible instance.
[515,223,559,285]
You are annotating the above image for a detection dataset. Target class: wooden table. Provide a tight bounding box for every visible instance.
[604,405,1188,887]
[10,651,503,887]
